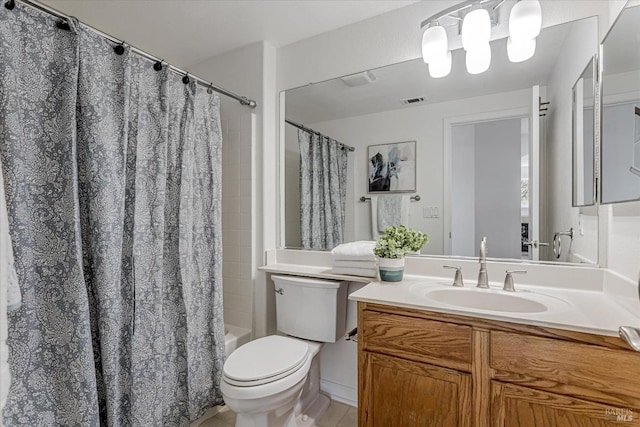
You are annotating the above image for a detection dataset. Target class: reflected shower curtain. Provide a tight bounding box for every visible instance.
[298,129,348,250]
[0,5,224,426]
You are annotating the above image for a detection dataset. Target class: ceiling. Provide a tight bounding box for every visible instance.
[41,0,419,68]
[285,19,589,124]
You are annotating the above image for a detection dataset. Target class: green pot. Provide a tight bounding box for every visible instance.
[378,257,405,282]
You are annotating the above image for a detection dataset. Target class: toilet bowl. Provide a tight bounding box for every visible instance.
[221,275,347,427]
[221,335,324,427]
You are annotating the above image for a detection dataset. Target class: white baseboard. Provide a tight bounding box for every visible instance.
[320,379,357,408]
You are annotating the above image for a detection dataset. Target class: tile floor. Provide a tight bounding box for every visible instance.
[193,400,357,427]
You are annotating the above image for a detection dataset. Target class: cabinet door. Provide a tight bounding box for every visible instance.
[359,352,472,427]
[491,381,640,426]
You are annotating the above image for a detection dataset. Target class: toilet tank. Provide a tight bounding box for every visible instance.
[272,275,347,343]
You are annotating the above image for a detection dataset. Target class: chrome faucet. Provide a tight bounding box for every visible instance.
[477,237,489,288]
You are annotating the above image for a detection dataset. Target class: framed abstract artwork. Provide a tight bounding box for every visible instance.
[368,141,416,193]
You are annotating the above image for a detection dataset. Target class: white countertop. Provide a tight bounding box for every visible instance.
[261,249,640,338]
[349,274,640,337]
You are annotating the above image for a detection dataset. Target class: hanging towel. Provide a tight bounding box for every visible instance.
[331,241,377,261]
[373,195,409,238]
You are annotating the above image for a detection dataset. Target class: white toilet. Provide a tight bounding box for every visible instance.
[221,275,347,427]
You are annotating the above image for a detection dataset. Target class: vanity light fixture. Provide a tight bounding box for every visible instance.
[461,8,491,51]
[508,0,542,42]
[429,51,453,78]
[507,36,536,62]
[422,25,448,64]
[466,42,492,74]
[420,0,542,76]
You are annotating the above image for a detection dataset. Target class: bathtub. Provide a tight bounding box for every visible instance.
[224,323,251,356]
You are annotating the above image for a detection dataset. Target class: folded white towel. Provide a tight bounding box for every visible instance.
[331,241,377,261]
[332,266,379,278]
[333,260,378,269]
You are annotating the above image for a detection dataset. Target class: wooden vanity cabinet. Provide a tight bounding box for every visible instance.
[358,302,640,427]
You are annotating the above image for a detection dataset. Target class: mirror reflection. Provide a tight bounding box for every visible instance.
[572,58,596,207]
[601,4,640,204]
[283,16,599,264]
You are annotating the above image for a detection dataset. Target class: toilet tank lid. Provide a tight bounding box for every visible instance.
[223,335,309,383]
[271,275,341,289]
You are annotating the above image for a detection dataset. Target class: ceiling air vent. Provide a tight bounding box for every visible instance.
[340,71,377,87]
[401,96,426,105]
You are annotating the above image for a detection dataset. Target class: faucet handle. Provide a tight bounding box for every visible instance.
[443,265,464,287]
[503,270,527,292]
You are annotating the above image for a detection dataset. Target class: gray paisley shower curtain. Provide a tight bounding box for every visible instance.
[298,129,348,250]
[0,5,224,426]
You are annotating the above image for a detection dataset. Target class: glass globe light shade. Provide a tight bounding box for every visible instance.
[465,43,492,74]
[462,8,491,51]
[507,37,536,62]
[422,25,448,64]
[429,51,452,78]
[509,0,542,43]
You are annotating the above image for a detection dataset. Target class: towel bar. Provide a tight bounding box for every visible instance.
[360,195,421,202]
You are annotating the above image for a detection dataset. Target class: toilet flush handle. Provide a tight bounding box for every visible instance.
[275,288,284,295]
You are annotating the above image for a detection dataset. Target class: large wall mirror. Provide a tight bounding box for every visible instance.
[282,15,599,265]
[601,4,640,204]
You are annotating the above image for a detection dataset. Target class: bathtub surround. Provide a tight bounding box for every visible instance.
[0,6,224,425]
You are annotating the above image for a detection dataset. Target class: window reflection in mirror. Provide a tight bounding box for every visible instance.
[282,16,599,265]
[601,4,640,204]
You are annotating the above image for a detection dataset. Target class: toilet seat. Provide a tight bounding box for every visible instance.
[223,335,309,387]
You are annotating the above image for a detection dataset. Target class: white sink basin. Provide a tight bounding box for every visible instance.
[425,288,549,313]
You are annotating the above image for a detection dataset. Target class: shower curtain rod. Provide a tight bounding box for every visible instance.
[8,0,258,109]
[285,119,355,152]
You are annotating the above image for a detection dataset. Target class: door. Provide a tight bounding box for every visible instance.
[526,85,544,261]
[491,381,640,426]
[360,352,472,427]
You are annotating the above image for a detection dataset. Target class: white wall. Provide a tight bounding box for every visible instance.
[219,109,254,330]
[545,17,599,263]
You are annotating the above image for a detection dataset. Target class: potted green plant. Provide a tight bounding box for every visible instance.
[374,225,430,282]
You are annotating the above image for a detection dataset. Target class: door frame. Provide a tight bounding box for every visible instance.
[443,107,530,256]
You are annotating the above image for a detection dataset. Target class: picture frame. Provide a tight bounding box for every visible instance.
[368,140,416,193]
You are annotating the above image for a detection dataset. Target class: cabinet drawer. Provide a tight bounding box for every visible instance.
[491,331,640,407]
[361,309,473,371]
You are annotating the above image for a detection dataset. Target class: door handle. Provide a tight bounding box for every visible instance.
[523,240,549,248]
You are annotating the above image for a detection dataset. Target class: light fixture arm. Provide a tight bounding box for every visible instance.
[420,0,499,29]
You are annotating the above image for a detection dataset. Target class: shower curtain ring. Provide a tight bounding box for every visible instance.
[153,60,163,71]
[207,83,214,94]
[4,0,15,10]
[182,73,190,84]
[114,41,125,55]
[56,19,71,31]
